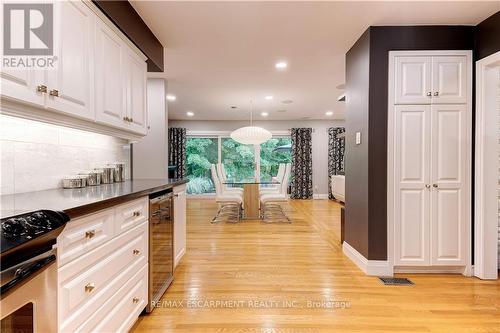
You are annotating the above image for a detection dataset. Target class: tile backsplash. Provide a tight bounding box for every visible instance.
[0,115,130,195]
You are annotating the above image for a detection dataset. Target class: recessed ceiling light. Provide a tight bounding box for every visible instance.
[166,94,176,101]
[282,99,293,104]
[265,95,273,100]
[261,112,269,117]
[186,111,194,117]
[275,61,287,69]
[325,111,334,116]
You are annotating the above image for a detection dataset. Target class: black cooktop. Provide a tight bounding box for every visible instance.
[1,210,69,270]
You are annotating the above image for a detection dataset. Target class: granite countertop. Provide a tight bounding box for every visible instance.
[0,178,188,219]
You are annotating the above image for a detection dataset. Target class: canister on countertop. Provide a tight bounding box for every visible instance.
[79,170,101,186]
[99,166,115,184]
[113,162,125,182]
[62,175,87,189]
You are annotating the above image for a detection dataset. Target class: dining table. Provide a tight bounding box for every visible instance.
[223,180,280,219]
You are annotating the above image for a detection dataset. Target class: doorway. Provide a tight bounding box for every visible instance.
[474,51,500,280]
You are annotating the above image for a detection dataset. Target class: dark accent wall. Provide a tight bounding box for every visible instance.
[345,26,475,260]
[475,11,500,60]
[345,29,370,258]
[93,1,164,72]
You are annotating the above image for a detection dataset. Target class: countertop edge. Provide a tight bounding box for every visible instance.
[65,179,188,219]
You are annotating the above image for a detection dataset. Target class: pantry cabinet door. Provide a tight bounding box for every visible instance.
[394,56,432,104]
[94,19,128,130]
[430,104,468,266]
[46,1,94,120]
[431,56,467,104]
[393,105,431,266]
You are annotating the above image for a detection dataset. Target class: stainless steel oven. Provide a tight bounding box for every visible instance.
[146,190,174,313]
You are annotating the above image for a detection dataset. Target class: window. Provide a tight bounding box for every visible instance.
[185,133,291,195]
[221,138,255,182]
[260,137,292,181]
[186,137,218,194]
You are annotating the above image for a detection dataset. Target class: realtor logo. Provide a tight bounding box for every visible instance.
[2,3,56,69]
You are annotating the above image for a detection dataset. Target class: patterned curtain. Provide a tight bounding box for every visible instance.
[328,127,346,199]
[291,128,313,199]
[168,127,186,179]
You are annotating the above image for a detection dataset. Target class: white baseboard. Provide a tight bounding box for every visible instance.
[394,265,467,275]
[174,248,186,268]
[342,242,393,276]
[313,194,329,199]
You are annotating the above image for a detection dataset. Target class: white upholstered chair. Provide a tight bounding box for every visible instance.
[259,163,291,222]
[210,164,242,223]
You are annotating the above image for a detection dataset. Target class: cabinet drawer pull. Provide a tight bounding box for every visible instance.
[85,230,96,239]
[133,211,141,217]
[130,118,134,123]
[132,297,140,303]
[426,91,431,97]
[433,91,439,96]
[133,249,140,255]
[85,283,95,293]
[123,116,130,122]
[49,89,59,97]
[37,85,47,93]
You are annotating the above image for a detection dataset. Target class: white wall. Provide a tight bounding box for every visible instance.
[0,114,130,195]
[169,119,345,196]
[132,79,169,179]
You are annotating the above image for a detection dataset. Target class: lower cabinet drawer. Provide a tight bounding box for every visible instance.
[59,222,148,332]
[75,264,148,333]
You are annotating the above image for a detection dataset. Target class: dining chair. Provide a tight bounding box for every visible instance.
[217,163,244,195]
[260,163,286,194]
[210,164,242,223]
[259,163,291,223]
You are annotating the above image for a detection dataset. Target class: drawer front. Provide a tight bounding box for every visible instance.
[57,209,115,267]
[115,197,148,234]
[59,222,148,331]
[75,264,148,333]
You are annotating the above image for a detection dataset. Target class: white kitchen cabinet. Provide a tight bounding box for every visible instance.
[0,0,148,139]
[123,49,148,135]
[0,69,45,107]
[394,56,432,105]
[389,51,471,272]
[173,184,187,268]
[46,1,94,120]
[94,18,127,130]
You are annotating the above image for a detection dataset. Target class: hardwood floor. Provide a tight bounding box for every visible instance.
[132,199,499,333]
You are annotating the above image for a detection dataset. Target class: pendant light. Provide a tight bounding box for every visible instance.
[230,100,272,145]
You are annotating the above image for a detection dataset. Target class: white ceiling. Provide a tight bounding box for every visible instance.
[131,1,499,121]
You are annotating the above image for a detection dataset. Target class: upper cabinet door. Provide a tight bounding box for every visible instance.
[1,69,45,107]
[124,50,147,135]
[394,56,432,105]
[431,56,467,104]
[94,20,127,130]
[46,1,94,120]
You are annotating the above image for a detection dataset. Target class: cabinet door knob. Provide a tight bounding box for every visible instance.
[85,230,96,239]
[85,282,95,293]
[133,249,140,255]
[133,211,141,217]
[132,297,140,303]
[433,92,439,96]
[37,85,47,93]
[425,184,430,189]
[123,116,129,122]
[49,89,59,97]
[129,118,134,123]
[433,184,438,188]
[426,92,432,97]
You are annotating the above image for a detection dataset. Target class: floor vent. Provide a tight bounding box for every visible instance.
[378,277,414,286]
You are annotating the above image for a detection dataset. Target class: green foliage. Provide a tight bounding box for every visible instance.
[186,176,214,194]
[185,136,292,194]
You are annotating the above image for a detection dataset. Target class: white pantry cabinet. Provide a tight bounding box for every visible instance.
[0,0,148,139]
[394,54,467,105]
[173,184,187,268]
[389,51,471,273]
